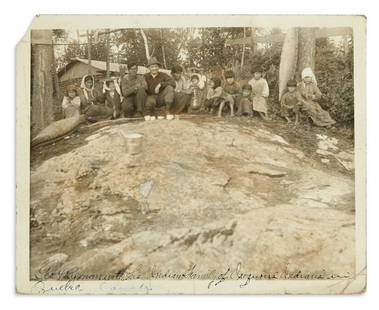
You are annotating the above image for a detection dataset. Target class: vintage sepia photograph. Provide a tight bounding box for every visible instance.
[16,15,366,294]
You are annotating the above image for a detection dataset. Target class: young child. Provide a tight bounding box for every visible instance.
[61,85,81,118]
[280,80,302,124]
[188,75,205,113]
[204,77,223,114]
[103,79,123,119]
[236,84,254,117]
[297,67,336,127]
[223,70,242,100]
[205,77,234,117]
[248,66,270,120]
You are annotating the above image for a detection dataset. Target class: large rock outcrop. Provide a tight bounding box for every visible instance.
[30,119,355,280]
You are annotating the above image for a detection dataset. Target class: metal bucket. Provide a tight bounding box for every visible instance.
[122,133,144,155]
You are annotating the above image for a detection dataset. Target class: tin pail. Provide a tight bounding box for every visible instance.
[122,133,144,155]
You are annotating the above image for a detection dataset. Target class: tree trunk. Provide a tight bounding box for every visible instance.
[250,27,257,58]
[140,29,150,61]
[31,30,55,138]
[297,27,316,78]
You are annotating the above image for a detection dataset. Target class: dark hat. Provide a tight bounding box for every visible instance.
[287,79,297,87]
[147,57,161,67]
[242,84,252,91]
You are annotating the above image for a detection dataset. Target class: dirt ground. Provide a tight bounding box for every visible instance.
[30,115,355,281]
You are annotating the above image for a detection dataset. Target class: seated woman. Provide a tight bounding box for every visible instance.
[61,85,80,118]
[78,75,112,122]
[297,68,336,127]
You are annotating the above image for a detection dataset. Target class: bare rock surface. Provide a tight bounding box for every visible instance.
[30,118,355,280]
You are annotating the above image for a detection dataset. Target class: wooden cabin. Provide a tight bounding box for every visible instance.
[58,57,171,90]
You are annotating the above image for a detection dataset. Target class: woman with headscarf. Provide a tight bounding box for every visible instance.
[77,75,97,113]
[77,74,112,122]
[297,67,336,127]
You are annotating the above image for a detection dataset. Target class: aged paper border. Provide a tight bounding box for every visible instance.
[16,14,366,294]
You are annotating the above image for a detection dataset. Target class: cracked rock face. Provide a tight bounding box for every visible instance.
[30,119,355,280]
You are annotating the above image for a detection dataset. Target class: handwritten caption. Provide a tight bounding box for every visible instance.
[31,263,351,294]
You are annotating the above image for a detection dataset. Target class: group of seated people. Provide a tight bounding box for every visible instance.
[61,57,336,127]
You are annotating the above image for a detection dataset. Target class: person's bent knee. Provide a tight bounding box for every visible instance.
[165,85,174,92]
[145,96,156,110]
[122,100,134,114]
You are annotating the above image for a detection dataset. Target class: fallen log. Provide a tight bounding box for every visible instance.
[31,114,86,148]
[84,117,145,130]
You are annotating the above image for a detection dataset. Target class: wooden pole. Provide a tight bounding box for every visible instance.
[241,27,246,70]
[87,30,92,72]
[105,29,111,78]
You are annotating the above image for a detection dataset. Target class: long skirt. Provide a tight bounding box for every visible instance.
[301,100,336,127]
[252,96,268,114]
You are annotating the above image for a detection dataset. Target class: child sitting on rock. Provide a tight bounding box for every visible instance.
[204,77,234,117]
[104,79,123,119]
[280,80,302,124]
[62,85,81,118]
[236,84,254,117]
[204,77,223,114]
[223,70,241,115]
[248,66,270,120]
[188,75,205,113]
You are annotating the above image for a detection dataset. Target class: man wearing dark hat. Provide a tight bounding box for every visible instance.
[120,62,148,117]
[144,57,176,115]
